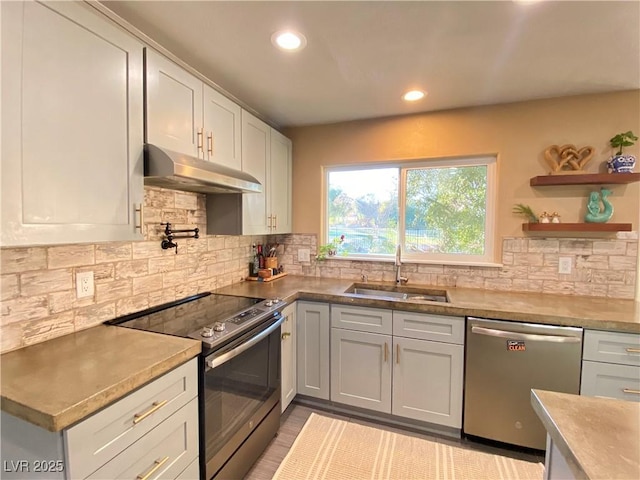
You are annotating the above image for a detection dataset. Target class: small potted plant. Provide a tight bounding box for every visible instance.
[317,234,345,260]
[607,130,638,173]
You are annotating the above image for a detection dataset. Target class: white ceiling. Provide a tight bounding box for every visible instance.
[101,1,640,128]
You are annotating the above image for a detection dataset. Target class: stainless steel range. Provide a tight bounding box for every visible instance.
[106,292,285,480]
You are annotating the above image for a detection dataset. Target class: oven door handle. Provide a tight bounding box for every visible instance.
[207,316,284,369]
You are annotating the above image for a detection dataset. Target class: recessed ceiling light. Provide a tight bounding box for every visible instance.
[403,90,426,101]
[271,30,307,52]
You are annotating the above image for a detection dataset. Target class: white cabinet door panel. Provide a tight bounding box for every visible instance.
[281,303,297,412]
[145,49,202,158]
[269,129,292,234]
[331,329,391,413]
[241,110,269,234]
[392,337,463,428]
[296,302,330,400]
[1,1,144,245]
[331,305,392,335]
[203,85,242,169]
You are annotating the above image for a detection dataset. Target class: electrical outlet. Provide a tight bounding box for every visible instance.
[298,248,311,262]
[76,271,94,298]
[558,257,572,274]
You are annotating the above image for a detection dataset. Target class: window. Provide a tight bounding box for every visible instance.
[325,156,497,264]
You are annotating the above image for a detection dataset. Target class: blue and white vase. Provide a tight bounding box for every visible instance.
[607,154,636,173]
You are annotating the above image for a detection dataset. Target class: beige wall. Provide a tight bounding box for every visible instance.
[287,90,640,258]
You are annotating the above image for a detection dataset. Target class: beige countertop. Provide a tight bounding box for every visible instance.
[215,275,640,333]
[531,389,640,480]
[0,324,201,432]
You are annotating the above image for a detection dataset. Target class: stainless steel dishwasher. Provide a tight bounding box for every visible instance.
[464,317,583,450]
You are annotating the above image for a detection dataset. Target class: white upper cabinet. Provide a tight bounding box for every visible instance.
[241,110,271,235]
[241,110,292,235]
[145,50,242,169]
[1,1,144,246]
[269,129,293,234]
[145,49,202,158]
[203,85,242,170]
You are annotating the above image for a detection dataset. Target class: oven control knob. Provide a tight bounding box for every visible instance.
[201,327,215,338]
[272,298,280,304]
[213,322,226,332]
[264,300,273,307]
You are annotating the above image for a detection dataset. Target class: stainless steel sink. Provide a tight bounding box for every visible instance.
[345,285,449,303]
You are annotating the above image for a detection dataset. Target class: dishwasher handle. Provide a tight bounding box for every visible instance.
[471,325,582,343]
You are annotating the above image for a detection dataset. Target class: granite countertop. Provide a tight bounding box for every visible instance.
[0,325,201,432]
[531,389,640,480]
[215,275,640,333]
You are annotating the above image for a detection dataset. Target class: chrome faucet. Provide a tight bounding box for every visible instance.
[395,244,408,284]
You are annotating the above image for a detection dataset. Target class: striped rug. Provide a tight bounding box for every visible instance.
[272,413,544,480]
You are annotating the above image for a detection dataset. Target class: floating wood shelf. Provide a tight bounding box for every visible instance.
[522,223,632,232]
[530,173,640,186]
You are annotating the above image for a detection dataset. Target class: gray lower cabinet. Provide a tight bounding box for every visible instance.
[330,329,392,413]
[0,359,199,480]
[392,336,464,428]
[297,301,330,400]
[581,329,640,401]
[281,303,297,412]
[331,305,392,335]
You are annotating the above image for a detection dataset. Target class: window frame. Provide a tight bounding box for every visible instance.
[323,154,498,266]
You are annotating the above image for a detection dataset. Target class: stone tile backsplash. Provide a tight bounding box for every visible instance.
[1,188,638,354]
[271,233,638,300]
[1,187,265,353]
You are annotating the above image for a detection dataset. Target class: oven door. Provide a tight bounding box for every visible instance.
[202,314,282,480]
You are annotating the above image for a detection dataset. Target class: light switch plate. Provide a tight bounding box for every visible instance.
[298,248,311,262]
[558,257,572,274]
[76,271,94,298]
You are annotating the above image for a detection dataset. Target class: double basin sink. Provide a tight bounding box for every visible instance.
[344,283,449,303]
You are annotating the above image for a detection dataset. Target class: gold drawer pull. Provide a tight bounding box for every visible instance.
[623,388,640,395]
[137,456,169,480]
[384,342,388,363]
[133,400,168,425]
[625,347,640,354]
[396,344,400,364]
[281,332,291,340]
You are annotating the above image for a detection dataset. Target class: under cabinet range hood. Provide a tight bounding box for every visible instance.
[144,144,262,194]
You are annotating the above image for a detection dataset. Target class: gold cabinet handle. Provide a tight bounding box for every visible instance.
[626,347,640,354]
[384,342,388,363]
[273,214,277,230]
[197,127,204,155]
[396,344,400,364]
[623,388,640,395]
[281,332,291,340]
[207,132,213,156]
[133,400,168,425]
[267,215,273,230]
[134,204,143,232]
[137,456,169,480]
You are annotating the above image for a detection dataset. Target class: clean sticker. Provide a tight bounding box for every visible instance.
[507,340,526,351]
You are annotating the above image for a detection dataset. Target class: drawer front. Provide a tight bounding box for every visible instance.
[331,305,392,335]
[175,456,200,480]
[583,330,640,366]
[65,358,198,480]
[393,311,464,344]
[581,360,640,401]
[86,398,199,479]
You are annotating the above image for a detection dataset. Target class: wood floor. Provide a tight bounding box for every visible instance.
[245,403,544,479]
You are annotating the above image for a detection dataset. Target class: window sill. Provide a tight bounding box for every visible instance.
[320,255,503,269]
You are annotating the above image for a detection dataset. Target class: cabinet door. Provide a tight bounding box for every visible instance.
[581,360,640,401]
[145,49,203,158]
[331,329,391,413]
[241,110,270,234]
[392,337,463,428]
[269,129,292,234]
[1,1,144,246]
[296,302,330,400]
[281,303,297,412]
[203,85,242,169]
